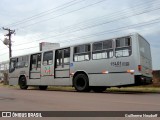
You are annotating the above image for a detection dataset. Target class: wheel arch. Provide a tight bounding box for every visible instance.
[72,71,89,86]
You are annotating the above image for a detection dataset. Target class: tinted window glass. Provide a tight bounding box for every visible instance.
[93,42,102,51]
[43,51,53,65]
[115,37,132,57]
[103,40,112,49]
[92,40,113,60]
[74,44,90,62]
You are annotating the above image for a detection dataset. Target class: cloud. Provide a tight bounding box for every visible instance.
[0,0,160,70]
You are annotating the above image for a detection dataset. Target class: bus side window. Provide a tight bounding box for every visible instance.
[74,44,90,62]
[92,40,113,60]
[64,48,70,65]
[30,54,41,71]
[115,37,132,57]
[55,48,70,68]
[56,50,62,68]
[37,54,41,68]
[16,56,27,68]
[31,55,36,71]
[9,58,17,73]
[43,51,53,66]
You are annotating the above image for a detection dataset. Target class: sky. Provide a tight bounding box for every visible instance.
[0,0,160,70]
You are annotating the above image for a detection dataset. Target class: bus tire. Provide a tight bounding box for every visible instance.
[39,86,48,90]
[73,74,90,92]
[92,87,106,93]
[19,76,28,90]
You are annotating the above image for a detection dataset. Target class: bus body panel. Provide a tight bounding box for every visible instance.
[8,33,152,88]
[9,70,19,85]
[40,51,55,85]
[71,34,139,86]
[54,78,71,86]
[9,78,18,85]
[71,54,136,86]
[138,35,152,77]
[89,73,134,86]
[27,79,41,85]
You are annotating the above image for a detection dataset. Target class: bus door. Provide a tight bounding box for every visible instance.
[29,53,41,80]
[41,51,54,85]
[54,48,70,85]
[9,58,18,85]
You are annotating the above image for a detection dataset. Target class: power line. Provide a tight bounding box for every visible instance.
[62,19,160,44]
[11,17,160,52]
[13,45,39,51]
[15,0,108,30]
[5,0,85,27]
[13,3,160,47]
[42,18,160,45]
[8,0,155,46]
[0,52,8,56]
[14,0,149,42]
[14,0,158,45]
[1,0,159,52]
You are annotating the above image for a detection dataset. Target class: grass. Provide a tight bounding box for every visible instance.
[48,86,74,91]
[1,83,160,93]
[107,87,160,93]
[47,85,160,93]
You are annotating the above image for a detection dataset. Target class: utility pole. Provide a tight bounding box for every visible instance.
[2,27,15,58]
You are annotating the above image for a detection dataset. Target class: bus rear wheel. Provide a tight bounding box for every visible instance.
[73,74,90,92]
[19,76,28,90]
[92,87,107,93]
[39,86,48,90]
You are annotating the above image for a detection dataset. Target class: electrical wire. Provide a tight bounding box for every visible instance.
[13,3,160,47]
[1,0,159,54]
[0,52,8,56]
[11,17,160,52]
[15,0,108,30]
[13,0,159,45]
[5,0,85,27]
[13,46,39,51]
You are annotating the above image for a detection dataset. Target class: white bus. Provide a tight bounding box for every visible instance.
[9,33,152,92]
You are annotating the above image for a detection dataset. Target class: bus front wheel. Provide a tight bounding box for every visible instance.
[19,76,28,90]
[73,74,90,92]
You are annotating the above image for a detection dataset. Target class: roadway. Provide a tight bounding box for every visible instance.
[0,86,160,119]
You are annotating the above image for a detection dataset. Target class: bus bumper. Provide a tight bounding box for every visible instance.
[135,75,152,85]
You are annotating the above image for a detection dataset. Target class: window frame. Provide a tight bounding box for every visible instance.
[43,51,53,66]
[14,56,29,69]
[92,39,114,60]
[9,58,17,73]
[73,44,91,62]
[30,53,41,71]
[63,48,70,65]
[115,36,132,58]
[55,48,70,68]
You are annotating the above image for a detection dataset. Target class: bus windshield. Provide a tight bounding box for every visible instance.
[9,58,17,73]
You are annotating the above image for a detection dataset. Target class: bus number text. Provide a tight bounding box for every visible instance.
[111,61,129,67]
